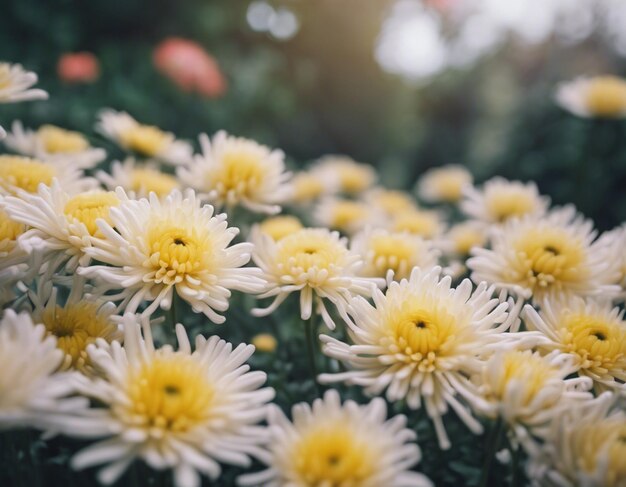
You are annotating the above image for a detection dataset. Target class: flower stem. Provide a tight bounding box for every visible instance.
[479,418,504,487]
[508,435,521,487]
[304,315,321,397]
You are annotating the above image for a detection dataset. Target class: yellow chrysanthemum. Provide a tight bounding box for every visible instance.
[37,125,89,154]
[0,155,55,194]
[64,191,119,237]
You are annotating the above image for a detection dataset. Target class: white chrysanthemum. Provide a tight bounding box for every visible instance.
[390,208,445,239]
[416,165,473,204]
[80,188,265,322]
[523,297,626,393]
[319,266,530,449]
[351,228,439,281]
[441,221,488,258]
[97,109,192,165]
[311,155,377,195]
[0,62,47,104]
[556,75,626,118]
[0,155,95,196]
[30,278,122,374]
[363,188,417,216]
[255,215,303,241]
[527,392,626,487]
[61,314,274,487]
[1,180,120,273]
[0,206,32,299]
[289,170,332,204]
[4,121,106,169]
[314,197,380,235]
[178,131,292,214]
[468,207,619,303]
[0,309,83,430]
[474,349,592,450]
[97,158,180,198]
[252,227,384,330]
[461,177,548,225]
[597,224,626,300]
[238,390,432,487]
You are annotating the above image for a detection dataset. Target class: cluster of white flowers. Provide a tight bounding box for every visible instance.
[1,63,625,487]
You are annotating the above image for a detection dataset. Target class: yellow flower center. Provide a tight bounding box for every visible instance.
[373,190,416,214]
[292,173,325,203]
[120,125,171,157]
[275,230,347,285]
[0,208,24,252]
[293,422,376,486]
[378,297,465,372]
[337,165,373,194]
[490,351,558,407]
[559,313,626,373]
[130,167,179,197]
[393,210,440,238]
[328,201,368,232]
[64,191,119,237]
[147,223,211,285]
[431,172,468,202]
[486,190,537,222]
[41,303,120,372]
[511,229,585,295]
[368,234,416,279]
[252,333,278,353]
[585,76,626,117]
[212,149,267,202]
[259,215,303,241]
[37,125,89,154]
[0,156,55,194]
[121,353,214,433]
[450,225,486,255]
[575,421,626,486]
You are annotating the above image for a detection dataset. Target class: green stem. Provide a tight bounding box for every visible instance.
[305,315,321,397]
[508,435,520,487]
[479,418,504,487]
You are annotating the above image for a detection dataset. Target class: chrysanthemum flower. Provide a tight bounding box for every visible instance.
[97,109,193,165]
[319,266,526,449]
[1,180,120,272]
[391,208,445,239]
[523,297,626,393]
[311,155,377,195]
[597,224,626,300]
[97,158,180,199]
[0,155,93,196]
[467,207,618,303]
[4,121,106,169]
[314,197,377,235]
[474,349,592,450]
[461,177,548,225]
[527,392,625,487]
[0,207,29,288]
[178,131,292,214]
[64,314,274,487]
[443,221,488,257]
[30,279,121,374]
[556,75,626,118]
[252,227,384,329]
[416,164,473,204]
[256,215,303,241]
[80,189,264,322]
[0,62,47,104]
[351,228,439,281]
[289,171,330,204]
[238,390,432,487]
[0,310,83,430]
[363,188,417,216]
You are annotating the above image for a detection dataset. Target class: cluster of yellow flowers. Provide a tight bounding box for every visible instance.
[0,63,625,487]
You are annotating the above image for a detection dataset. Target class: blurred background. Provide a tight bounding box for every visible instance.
[1,0,626,229]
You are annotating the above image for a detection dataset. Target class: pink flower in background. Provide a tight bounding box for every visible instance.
[153,37,227,98]
[57,52,100,83]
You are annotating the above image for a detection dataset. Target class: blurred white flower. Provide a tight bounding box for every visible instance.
[4,121,106,169]
[314,197,378,235]
[363,187,418,217]
[289,170,332,205]
[391,208,445,239]
[416,164,473,204]
[97,109,193,165]
[311,155,377,195]
[62,314,274,487]
[80,189,264,322]
[0,62,47,103]
[468,207,619,303]
[252,227,384,330]
[461,177,548,225]
[523,297,626,393]
[442,221,488,258]
[319,266,528,449]
[556,75,626,118]
[97,158,180,199]
[254,215,303,241]
[238,389,432,487]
